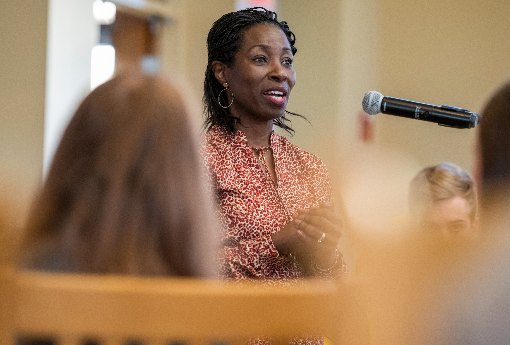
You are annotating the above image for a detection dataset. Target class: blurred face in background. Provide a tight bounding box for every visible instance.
[417,195,478,239]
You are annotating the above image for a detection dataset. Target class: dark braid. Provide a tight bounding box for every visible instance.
[203,7,306,134]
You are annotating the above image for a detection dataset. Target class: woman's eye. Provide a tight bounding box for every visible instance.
[254,56,267,63]
[282,59,293,67]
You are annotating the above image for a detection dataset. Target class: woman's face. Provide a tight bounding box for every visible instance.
[222,23,296,123]
[417,195,478,239]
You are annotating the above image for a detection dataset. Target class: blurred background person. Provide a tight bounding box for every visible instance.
[19,72,218,277]
[408,162,478,239]
[202,7,346,282]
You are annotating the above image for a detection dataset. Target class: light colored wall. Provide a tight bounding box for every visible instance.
[160,0,235,125]
[277,0,343,171]
[272,0,510,269]
[350,0,510,243]
[0,1,48,223]
[376,0,510,173]
[0,0,97,225]
[279,0,509,176]
[180,0,235,97]
[44,0,97,176]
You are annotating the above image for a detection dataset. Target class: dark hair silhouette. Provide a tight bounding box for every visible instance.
[479,81,510,197]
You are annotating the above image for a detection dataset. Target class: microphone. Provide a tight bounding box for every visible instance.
[362,91,480,129]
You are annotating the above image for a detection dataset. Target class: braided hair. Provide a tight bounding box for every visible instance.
[203,7,305,134]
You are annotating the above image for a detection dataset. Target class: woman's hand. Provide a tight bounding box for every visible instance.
[296,202,342,249]
[271,202,342,261]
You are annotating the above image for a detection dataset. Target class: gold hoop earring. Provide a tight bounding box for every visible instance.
[218,83,234,109]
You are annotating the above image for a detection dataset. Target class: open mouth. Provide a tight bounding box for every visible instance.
[264,90,287,105]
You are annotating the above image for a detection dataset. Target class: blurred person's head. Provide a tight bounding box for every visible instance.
[478,81,510,200]
[21,72,218,277]
[409,162,478,239]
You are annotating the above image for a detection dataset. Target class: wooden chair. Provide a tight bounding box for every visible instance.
[0,267,369,345]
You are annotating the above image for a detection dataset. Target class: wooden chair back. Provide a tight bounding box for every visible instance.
[0,268,369,345]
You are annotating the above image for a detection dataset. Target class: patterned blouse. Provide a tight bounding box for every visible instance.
[203,125,346,280]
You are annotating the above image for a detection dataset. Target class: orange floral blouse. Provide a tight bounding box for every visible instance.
[203,126,346,280]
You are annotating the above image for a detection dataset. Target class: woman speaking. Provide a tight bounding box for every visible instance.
[203,7,347,281]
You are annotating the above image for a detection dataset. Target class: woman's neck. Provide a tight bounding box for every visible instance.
[235,119,273,148]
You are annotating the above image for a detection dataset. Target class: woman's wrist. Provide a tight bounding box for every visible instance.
[312,248,339,273]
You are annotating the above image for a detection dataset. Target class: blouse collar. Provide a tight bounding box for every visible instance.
[211,125,281,153]
[234,128,277,150]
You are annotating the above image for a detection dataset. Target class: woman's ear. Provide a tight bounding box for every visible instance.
[211,61,228,85]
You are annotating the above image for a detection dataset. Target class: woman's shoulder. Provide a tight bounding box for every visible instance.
[202,126,245,166]
[203,125,237,148]
[204,125,224,142]
[202,126,225,157]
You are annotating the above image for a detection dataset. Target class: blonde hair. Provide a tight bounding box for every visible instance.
[409,162,478,221]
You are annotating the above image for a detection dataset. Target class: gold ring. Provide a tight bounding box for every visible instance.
[318,232,326,243]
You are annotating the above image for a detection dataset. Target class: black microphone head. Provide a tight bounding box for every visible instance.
[362,91,384,115]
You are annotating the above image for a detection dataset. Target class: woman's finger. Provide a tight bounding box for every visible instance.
[295,218,340,247]
[306,207,343,227]
[301,214,342,238]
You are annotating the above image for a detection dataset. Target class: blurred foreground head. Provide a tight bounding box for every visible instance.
[21,72,218,277]
[408,162,478,239]
[479,81,510,203]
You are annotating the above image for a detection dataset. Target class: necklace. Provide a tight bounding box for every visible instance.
[251,145,277,186]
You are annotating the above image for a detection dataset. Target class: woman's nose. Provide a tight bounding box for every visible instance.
[269,62,287,82]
